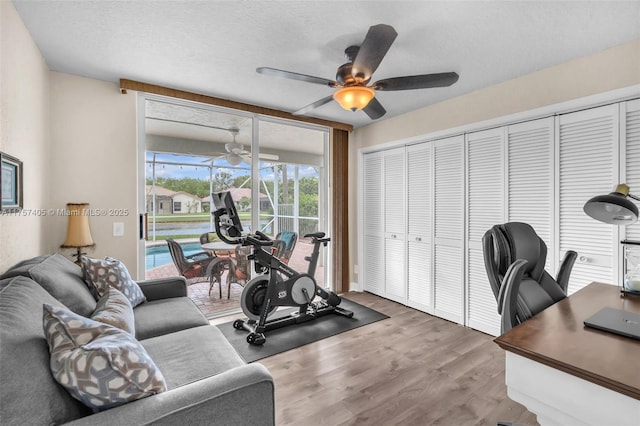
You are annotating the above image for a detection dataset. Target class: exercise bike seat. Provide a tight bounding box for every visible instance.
[304,232,326,239]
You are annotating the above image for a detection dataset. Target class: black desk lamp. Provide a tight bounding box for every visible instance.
[583,183,640,295]
[583,184,639,225]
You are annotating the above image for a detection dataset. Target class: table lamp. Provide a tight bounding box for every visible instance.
[60,203,95,264]
[583,184,639,225]
[583,184,640,294]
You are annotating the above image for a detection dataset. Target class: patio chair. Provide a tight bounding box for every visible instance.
[227,245,252,298]
[199,231,219,246]
[274,231,298,264]
[166,239,228,297]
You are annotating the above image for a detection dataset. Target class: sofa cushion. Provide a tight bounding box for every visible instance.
[92,287,135,335]
[1,253,96,316]
[81,256,146,307]
[134,297,209,340]
[141,325,245,389]
[43,303,167,411]
[0,276,91,425]
[0,254,50,278]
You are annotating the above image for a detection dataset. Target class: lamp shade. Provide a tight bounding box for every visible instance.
[583,184,639,225]
[61,203,95,248]
[333,86,375,111]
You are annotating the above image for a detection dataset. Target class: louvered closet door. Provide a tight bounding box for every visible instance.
[407,142,432,312]
[466,128,504,336]
[508,118,555,272]
[383,147,407,302]
[558,104,619,294]
[362,152,384,296]
[433,136,465,324]
[623,99,640,243]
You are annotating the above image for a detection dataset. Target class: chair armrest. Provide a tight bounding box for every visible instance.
[64,364,274,426]
[482,229,503,308]
[498,259,528,334]
[137,277,188,300]
[556,250,577,295]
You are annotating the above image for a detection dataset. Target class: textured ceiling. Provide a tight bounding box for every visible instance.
[13,0,640,129]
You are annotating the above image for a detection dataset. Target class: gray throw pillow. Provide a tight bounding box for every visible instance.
[2,254,97,316]
[43,303,166,411]
[91,287,135,335]
[81,256,146,307]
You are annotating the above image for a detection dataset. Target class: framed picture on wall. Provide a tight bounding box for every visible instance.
[1,152,23,213]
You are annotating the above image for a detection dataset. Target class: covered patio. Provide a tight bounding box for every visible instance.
[146,238,325,318]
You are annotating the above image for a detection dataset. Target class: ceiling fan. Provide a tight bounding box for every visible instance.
[146,117,278,165]
[212,128,279,166]
[256,24,459,120]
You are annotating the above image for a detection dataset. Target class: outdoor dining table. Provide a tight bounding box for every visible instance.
[201,241,237,254]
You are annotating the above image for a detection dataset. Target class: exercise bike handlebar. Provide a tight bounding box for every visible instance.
[304,232,330,244]
[213,208,274,248]
[245,234,273,247]
[213,209,244,245]
[255,230,271,241]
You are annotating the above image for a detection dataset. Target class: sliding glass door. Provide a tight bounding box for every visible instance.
[257,119,329,285]
[139,94,330,316]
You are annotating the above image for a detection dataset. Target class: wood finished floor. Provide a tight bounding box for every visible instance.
[212,291,538,426]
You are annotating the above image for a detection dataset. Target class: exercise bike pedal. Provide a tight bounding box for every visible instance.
[334,307,354,318]
[247,332,266,345]
[233,319,245,330]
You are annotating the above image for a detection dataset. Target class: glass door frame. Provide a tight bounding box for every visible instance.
[137,92,332,288]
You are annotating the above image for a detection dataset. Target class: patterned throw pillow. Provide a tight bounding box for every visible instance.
[81,256,146,307]
[92,287,135,335]
[42,304,166,411]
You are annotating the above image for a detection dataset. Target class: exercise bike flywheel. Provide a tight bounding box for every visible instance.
[240,277,277,321]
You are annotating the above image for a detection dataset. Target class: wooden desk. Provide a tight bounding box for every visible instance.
[495,282,640,425]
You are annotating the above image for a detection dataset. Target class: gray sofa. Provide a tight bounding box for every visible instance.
[0,254,274,425]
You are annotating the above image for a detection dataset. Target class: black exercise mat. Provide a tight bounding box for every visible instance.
[216,298,389,362]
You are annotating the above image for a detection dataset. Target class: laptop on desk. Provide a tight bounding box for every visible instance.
[584,307,640,341]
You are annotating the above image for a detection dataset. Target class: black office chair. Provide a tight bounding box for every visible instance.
[482,222,577,333]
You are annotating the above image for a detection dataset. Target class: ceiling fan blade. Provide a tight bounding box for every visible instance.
[363,97,386,120]
[244,152,280,161]
[292,95,335,116]
[373,72,459,91]
[352,24,398,81]
[256,67,338,87]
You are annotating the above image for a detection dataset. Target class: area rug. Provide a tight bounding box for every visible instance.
[216,298,389,362]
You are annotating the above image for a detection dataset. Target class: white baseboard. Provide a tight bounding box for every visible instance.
[348,281,362,292]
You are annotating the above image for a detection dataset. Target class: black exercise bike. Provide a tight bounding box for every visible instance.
[211,191,353,345]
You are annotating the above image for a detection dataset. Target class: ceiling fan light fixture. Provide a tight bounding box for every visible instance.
[333,86,375,112]
[226,153,243,166]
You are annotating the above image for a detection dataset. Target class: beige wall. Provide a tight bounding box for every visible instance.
[1,0,140,275]
[0,1,51,271]
[49,73,139,273]
[348,38,640,287]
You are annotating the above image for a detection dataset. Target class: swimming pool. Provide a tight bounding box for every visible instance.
[146,241,203,270]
